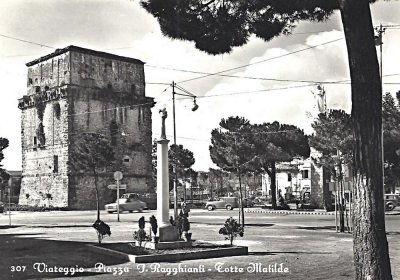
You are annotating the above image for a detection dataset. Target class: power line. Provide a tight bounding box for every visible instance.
[146,64,349,85]
[175,83,334,101]
[0,33,55,49]
[177,37,344,84]
[0,27,342,58]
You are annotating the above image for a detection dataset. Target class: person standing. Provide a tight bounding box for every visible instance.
[180,198,189,217]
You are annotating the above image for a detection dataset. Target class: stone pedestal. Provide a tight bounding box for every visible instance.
[138,240,192,250]
[158,225,179,242]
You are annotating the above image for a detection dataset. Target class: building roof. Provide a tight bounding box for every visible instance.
[26,45,145,66]
[6,170,22,176]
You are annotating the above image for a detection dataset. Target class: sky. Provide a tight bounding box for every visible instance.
[0,0,400,172]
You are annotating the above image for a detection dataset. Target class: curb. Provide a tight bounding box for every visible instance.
[246,209,399,216]
[86,244,248,263]
[245,209,335,216]
[385,212,400,216]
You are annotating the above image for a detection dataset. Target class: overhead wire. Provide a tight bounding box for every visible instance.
[0,33,56,49]
[176,37,344,84]
[0,27,346,58]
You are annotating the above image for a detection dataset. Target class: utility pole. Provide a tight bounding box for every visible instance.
[171,81,199,218]
[8,185,11,226]
[172,81,178,218]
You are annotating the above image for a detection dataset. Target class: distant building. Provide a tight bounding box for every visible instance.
[262,148,331,208]
[18,46,154,209]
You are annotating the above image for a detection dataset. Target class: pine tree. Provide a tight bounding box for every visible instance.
[141,1,391,278]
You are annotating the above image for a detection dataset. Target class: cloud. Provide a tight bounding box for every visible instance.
[165,29,354,171]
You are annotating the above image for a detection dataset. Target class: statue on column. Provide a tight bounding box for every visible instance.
[159,108,168,140]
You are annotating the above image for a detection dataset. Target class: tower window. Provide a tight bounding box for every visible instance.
[53,155,59,173]
[53,103,61,119]
[110,120,118,146]
[33,136,37,146]
[288,173,292,182]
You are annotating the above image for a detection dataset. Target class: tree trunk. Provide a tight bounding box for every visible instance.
[93,169,100,221]
[237,168,245,227]
[269,163,277,209]
[337,161,345,232]
[322,167,332,210]
[339,1,392,279]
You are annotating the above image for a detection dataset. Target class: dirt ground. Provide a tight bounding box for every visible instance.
[0,210,398,280]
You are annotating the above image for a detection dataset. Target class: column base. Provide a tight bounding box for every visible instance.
[159,224,179,242]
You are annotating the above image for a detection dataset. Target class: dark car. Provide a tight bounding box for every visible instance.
[384,194,399,211]
[242,198,254,208]
[121,193,157,210]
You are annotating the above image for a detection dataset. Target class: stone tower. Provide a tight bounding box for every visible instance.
[18,46,154,209]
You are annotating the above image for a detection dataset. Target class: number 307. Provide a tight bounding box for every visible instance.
[11,266,26,272]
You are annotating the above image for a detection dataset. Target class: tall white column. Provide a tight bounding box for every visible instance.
[156,108,179,242]
[157,137,170,227]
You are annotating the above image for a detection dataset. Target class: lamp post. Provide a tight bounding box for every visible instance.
[171,81,199,218]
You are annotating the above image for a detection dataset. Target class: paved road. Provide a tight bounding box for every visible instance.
[0,209,399,280]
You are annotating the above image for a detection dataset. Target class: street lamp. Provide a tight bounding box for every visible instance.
[171,81,199,218]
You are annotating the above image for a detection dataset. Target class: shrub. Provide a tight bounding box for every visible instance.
[133,229,149,248]
[134,216,150,248]
[10,204,69,212]
[149,215,158,236]
[219,217,244,245]
[138,216,145,229]
[92,220,111,244]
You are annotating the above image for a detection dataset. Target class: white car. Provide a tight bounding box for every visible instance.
[105,197,147,213]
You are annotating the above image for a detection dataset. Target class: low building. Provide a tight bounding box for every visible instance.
[262,148,331,208]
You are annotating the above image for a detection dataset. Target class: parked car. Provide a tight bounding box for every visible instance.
[205,197,238,211]
[242,198,254,208]
[121,193,157,210]
[105,196,147,213]
[384,194,399,211]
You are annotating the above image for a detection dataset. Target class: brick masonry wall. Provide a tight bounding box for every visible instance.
[68,173,150,210]
[69,52,145,94]
[67,86,153,209]
[19,89,70,207]
[26,53,71,95]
